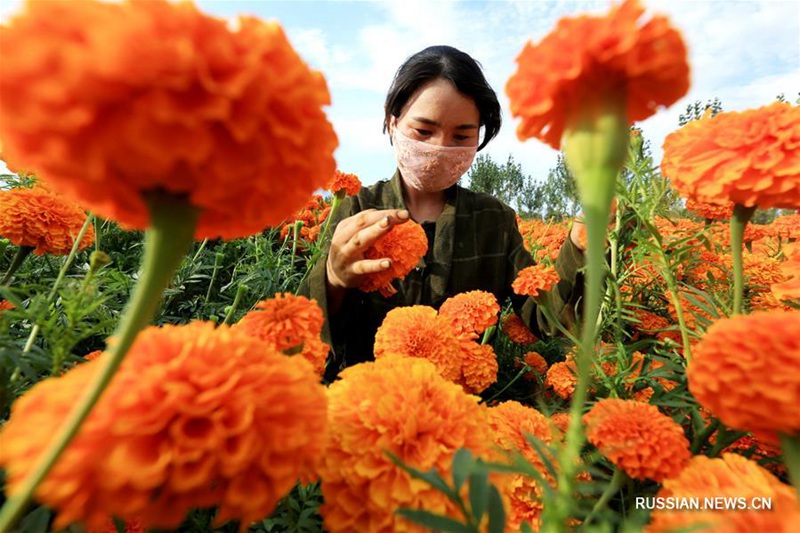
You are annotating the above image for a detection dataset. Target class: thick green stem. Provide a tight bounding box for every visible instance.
[585,468,627,526]
[1,245,34,286]
[223,283,249,325]
[779,433,800,498]
[0,194,198,531]
[730,204,757,315]
[204,252,225,305]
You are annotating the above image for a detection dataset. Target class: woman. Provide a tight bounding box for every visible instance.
[301,45,586,380]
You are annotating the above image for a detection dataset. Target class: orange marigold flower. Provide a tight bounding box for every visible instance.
[545,360,577,399]
[487,401,554,532]
[89,518,144,533]
[438,290,500,338]
[360,220,427,297]
[0,186,94,255]
[83,350,103,361]
[456,341,498,395]
[773,242,800,302]
[327,170,362,196]
[549,412,573,438]
[0,300,15,312]
[501,313,539,345]
[662,102,800,209]
[523,351,548,377]
[512,264,560,298]
[0,322,328,530]
[506,0,689,149]
[685,198,735,220]
[687,310,800,445]
[0,0,338,240]
[633,309,671,338]
[374,306,462,383]
[233,293,329,376]
[583,399,691,482]
[318,355,493,533]
[647,454,798,533]
[517,218,569,263]
[770,213,800,241]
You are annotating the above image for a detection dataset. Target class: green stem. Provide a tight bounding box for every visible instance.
[1,245,34,286]
[204,252,225,305]
[191,238,208,263]
[690,416,720,455]
[483,366,527,404]
[223,284,249,325]
[0,194,198,531]
[295,192,343,294]
[94,216,101,253]
[584,468,627,526]
[730,204,757,315]
[22,215,95,354]
[291,220,303,265]
[779,433,800,498]
[480,325,496,345]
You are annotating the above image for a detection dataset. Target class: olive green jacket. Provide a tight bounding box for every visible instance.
[299,170,585,377]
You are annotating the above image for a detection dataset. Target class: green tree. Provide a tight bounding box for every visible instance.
[467,153,528,211]
[678,97,723,126]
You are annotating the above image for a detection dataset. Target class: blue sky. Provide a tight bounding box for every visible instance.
[2,0,799,187]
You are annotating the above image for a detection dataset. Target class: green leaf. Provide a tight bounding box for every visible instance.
[396,509,475,533]
[452,448,473,492]
[18,507,51,533]
[521,522,534,533]
[387,451,456,500]
[468,468,489,522]
[487,485,506,533]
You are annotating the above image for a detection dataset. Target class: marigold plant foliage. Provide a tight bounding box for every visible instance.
[0,322,328,530]
[0,186,94,255]
[506,0,689,149]
[688,310,800,445]
[438,290,500,338]
[359,220,427,297]
[647,454,799,533]
[317,355,494,533]
[512,264,560,298]
[486,401,555,531]
[584,399,690,482]
[662,102,800,210]
[0,0,338,239]
[233,293,329,376]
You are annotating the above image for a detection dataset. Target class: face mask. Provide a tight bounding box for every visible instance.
[391,127,477,192]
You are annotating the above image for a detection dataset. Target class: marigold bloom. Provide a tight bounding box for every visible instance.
[549,412,573,438]
[517,218,569,263]
[647,454,798,533]
[501,313,539,345]
[456,341,498,395]
[374,306,462,382]
[318,355,493,532]
[438,290,500,338]
[0,186,94,255]
[545,360,577,399]
[512,264,560,298]
[0,0,338,240]
[83,350,103,361]
[685,198,735,220]
[770,213,800,241]
[0,300,15,312]
[233,293,329,376]
[662,102,800,209]
[327,170,362,196]
[359,220,427,297]
[506,0,689,149]
[0,322,328,530]
[688,310,800,445]
[523,351,548,377]
[583,399,690,482]
[487,401,554,532]
[773,242,800,301]
[633,309,671,339]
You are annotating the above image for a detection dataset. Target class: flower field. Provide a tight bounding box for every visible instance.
[1,0,799,532]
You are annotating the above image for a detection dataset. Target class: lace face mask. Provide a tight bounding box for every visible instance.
[391,127,477,192]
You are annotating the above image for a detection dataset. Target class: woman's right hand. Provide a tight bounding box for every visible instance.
[326,208,410,292]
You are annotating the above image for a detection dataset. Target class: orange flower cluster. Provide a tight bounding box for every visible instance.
[688,310,800,445]
[545,358,578,399]
[584,399,690,482]
[486,401,554,531]
[0,186,94,255]
[662,102,800,210]
[233,293,329,376]
[632,309,673,341]
[523,351,549,377]
[685,198,734,220]
[516,218,569,263]
[512,264,560,297]
[359,220,427,297]
[327,170,362,197]
[374,304,498,394]
[0,300,15,312]
[647,454,799,533]
[438,290,500,338]
[501,313,539,345]
[0,322,328,530]
[318,355,493,532]
[773,242,800,302]
[279,194,331,248]
[506,0,689,149]
[0,0,338,240]
[770,213,800,241]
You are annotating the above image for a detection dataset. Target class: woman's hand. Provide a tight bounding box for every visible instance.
[326,208,410,294]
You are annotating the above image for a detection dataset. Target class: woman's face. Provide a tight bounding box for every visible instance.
[391,78,480,148]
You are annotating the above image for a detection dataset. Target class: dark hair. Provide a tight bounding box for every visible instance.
[383,45,501,151]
